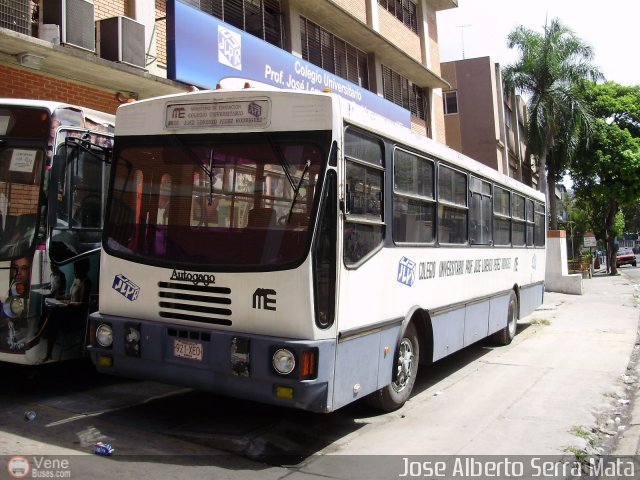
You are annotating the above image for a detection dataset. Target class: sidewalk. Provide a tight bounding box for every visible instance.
[539,268,640,458]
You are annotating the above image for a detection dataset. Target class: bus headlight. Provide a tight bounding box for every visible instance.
[96,324,113,348]
[272,348,295,375]
[3,297,25,318]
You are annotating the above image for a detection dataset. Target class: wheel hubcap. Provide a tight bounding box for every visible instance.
[393,338,414,393]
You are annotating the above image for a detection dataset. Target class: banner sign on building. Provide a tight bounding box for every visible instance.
[166,0,410,126]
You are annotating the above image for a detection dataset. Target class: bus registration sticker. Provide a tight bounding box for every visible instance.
[173,339,203,361]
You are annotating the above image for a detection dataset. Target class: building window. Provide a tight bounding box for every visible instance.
[300,18,370,89]
[378,0,418,34]
[504,101,512,129]
[196,0,284,48]
[382,65,426,120]
[443,91,458,115]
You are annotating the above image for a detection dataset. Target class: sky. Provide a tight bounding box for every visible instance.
[436,0,640,87]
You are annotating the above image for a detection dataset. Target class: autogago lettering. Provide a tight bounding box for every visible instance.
[170,269,216,286]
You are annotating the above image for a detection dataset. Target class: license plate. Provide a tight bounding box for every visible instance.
[173,338,203,361]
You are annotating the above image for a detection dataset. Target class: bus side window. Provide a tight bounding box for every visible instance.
[469,176,492,245]
[343,128,384,267]
[393,149,435,244]
[437,165,467,245]
[493,186,511,246]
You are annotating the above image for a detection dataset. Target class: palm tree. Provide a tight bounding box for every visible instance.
[503,18,602,229]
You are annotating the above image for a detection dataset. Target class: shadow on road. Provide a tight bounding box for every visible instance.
[0,325,531,468]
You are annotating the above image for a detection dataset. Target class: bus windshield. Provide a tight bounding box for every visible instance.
[105,131,330,269]
[0,146,44,260]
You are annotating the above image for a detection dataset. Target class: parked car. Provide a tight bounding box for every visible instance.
[616,247,637,267]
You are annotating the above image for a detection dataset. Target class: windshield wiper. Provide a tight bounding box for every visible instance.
[286,159,310,223]
[267,134,296,192]
[168,135,217,205]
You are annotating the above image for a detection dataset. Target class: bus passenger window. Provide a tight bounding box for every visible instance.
[493,186,511,246]
[469,176,492,245]
[512,193,526,246]
[437,165,467,244]
[393,149,435,244]
[343,128,384,267]
[526,198,535,247]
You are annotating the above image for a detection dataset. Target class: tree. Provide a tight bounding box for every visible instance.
[570,82,640,274]
[503,18,602,229]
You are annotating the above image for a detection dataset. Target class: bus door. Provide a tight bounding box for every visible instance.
[45,129,112,357]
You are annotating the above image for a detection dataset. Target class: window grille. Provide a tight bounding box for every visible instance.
[0,0,31,35]
[197,0,284,49]
[382,65,426,120]
[378,0,418,34]
[300,17,370,90]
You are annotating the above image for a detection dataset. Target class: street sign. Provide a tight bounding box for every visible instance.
[583,233,597,248]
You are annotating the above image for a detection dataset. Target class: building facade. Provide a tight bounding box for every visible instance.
[0,0,456,142]
[440,56,538,188]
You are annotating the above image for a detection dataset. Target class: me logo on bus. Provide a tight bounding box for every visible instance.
[112,274,140,301]
[397,257,416,287]
[218,26,241,71]
[252,288,276,311]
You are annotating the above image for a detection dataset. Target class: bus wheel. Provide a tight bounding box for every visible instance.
[492,290,518,345]
[366,322,419,412]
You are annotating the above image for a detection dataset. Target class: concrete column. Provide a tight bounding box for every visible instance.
[130,0,160,76]
[545,230,583,295]
[366,0,379,31]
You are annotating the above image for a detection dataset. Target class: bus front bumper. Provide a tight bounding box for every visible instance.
[88,313,337,412]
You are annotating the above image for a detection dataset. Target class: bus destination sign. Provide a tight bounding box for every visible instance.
[165,100,270,129]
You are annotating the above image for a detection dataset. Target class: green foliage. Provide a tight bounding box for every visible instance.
[503,18,603,229]
[570,81,640,273]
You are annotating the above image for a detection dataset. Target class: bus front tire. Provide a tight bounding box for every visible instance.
[365,322,419,412]
[492,290,518,346]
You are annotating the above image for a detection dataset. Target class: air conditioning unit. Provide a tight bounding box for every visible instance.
[97,16,145,69]
[42,0,95,52]
[0,0,31,35]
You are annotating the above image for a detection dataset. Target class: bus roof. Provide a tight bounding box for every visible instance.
[0,98,115,129]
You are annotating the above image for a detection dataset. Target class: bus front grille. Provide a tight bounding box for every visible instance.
[157,282,232,326]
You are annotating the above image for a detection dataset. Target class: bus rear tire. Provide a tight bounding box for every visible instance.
[365,322,419,412]
[492,290,518,346]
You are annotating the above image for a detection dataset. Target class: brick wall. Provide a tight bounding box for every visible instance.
[329,0,367,23]
[94,0,128,21]
[156,0,167,66]
[0,65,120,114]
[8,184,39,216]
[378,7,421,61]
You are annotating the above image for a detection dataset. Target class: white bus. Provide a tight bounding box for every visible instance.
[0,99,113,365]
[89,88,545,412]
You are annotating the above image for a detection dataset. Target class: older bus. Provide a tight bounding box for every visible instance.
[89,88,545,412]
[0,99,113,365]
